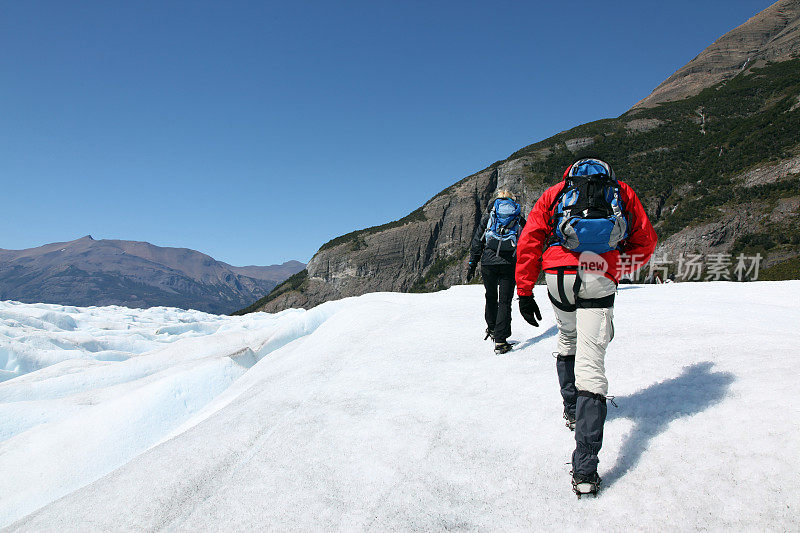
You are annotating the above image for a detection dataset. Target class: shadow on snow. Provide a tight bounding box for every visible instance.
[602,361,735,487]
[515,325,558,350]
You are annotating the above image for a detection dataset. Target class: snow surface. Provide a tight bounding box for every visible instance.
[1,282,798,531]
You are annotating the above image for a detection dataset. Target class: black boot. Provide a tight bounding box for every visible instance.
[572,390,607,481]
[494,340,513,354]
[484,327,494,341]
[563,409,576,431]
[556,354,577,426]
[572,471,602,497]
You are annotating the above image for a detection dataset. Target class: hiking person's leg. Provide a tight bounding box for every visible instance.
[572,274,616,480]
[545,271,578,420]
[495,264,515,343]
[481,265,499,337]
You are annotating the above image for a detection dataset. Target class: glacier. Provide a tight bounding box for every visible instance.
[1,282,798,530]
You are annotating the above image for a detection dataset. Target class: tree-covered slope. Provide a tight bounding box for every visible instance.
[240,0,800,314]
[240,57,800,314]
[512,57,800,248]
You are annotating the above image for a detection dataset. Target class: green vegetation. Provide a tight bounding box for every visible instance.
[660,178,800,236]
[760,257,800,281]
[730,223,800,257]
[316,59,800,289]
[508,59,800,239]
[723,220,800,281]
[409,249,469,293]
[504,59,800,278]
[265,60,800,310]
[231,269,308,315]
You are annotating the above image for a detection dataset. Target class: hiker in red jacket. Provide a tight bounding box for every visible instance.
[514,158,657,496]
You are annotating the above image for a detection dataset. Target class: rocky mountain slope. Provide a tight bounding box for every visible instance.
[0,236,304,314]
[244,0,800,314]
[635,0,800,108]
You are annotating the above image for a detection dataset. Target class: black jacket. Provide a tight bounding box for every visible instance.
[469,209,526,267]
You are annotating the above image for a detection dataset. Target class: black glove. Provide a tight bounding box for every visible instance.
[518,295,542,327]
[466,261,477,282]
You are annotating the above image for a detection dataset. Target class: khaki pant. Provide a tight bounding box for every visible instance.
[545,271,615,396]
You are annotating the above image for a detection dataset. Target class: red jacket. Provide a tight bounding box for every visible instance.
[515,178,657,296]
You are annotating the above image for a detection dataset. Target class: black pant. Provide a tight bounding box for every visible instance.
[481,263,515,342]
[556,354,577,417]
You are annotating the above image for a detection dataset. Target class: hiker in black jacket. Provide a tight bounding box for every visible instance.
[467,190,526,354]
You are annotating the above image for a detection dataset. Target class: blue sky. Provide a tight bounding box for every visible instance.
[0,1,774,266]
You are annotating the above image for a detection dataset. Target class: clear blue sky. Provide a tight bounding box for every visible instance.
[0,0,774,266]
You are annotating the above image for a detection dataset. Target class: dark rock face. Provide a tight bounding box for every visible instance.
[253,0,800,313]
[0,236,305,314]
[258,159,558,313]
[260,169,499,312]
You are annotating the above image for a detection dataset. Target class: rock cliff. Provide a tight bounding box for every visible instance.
[248,0,800,313]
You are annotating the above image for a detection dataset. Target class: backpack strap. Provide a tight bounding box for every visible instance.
[482,201,498,240]
[549,180,571,213]
[545,181,571,248]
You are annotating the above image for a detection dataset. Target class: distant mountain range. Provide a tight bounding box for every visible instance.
[0,236,305,314]
[248,0,800,313]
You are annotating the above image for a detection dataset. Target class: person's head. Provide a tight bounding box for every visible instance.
[494,189,517,201]
[563,158,614,180]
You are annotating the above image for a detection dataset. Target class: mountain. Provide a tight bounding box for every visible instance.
[634,0,800,108]
[243,0,800,314]
[2,282,798,528]
[0,236,305,314]
[222,260,305,282]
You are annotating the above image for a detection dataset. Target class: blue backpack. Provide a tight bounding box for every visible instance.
[550,159,628,254]
[484,198,522,254]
